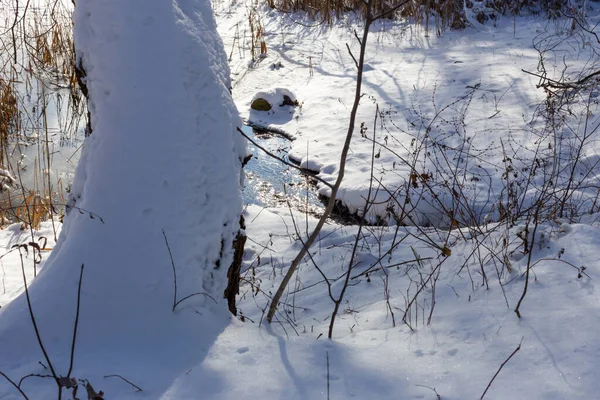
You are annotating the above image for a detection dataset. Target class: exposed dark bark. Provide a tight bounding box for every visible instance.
[74,57,92,136]
[224,215,246,315]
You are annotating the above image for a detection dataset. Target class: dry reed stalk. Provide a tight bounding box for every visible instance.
[0,0,81,230]
[263,0,565,31]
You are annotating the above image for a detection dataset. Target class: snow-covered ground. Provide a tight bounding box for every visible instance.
[1,0,600,399]
[221,3,600,226]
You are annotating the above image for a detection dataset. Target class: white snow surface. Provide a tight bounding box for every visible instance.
[224,5,600,225]
[248,87,301,137]
[0,0,245,398]
[1,1,600,400]
[233,206,600,400]
[251,87,297,104]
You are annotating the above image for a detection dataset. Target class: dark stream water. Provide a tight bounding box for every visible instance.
[241,125,324,215]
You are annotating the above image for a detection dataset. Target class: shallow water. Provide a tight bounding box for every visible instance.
[241,125,323,215]
[0,92,84,220]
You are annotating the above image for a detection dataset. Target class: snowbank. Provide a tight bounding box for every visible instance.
[0,0,244,398]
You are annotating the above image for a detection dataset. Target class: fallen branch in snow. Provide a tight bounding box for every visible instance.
[480,337,523,400]
[522,67,600,90]
[103,374,143,392]
[0,168,15,187]
[521,69,568,89]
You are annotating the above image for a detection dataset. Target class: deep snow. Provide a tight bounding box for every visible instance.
[1,0,600,399]
[0,0,245,398]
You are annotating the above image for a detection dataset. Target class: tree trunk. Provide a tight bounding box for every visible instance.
[225,215,247,315]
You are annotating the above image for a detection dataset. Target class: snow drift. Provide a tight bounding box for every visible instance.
[0,0,245,398]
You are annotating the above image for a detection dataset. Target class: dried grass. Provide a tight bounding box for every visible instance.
[264,0,572,31]
[0,0,83,231]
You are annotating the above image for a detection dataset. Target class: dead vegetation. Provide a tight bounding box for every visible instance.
[0,0,84,231]
[264,0,577,31]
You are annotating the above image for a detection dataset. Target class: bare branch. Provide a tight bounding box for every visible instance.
[67,264,85,378]
[17,373,54,389]
[173,292,217,309]
[346,43,359,69]
[17,250,60,387]
[480,338,524,399]
[0,370,30,399]
[103,375,143,392]
[162,229,178,312]
[267,0,376,324]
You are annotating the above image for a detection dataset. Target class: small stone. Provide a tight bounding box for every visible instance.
[251,98,272,111]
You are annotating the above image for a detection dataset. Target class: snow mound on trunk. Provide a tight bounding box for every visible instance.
[0,0,244,398]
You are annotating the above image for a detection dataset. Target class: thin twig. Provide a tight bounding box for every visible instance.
[173,292,218,309]
[328,103,379,339]
[326,351,330,400]
[267,0,411,324]
[18,250,60,387]
[163,229,218,311]
[18,373,54,389]
[0,370,30,399]
[351,257,433,279]
[103,375,143,392]
[345,43,359,69]
[415,384,441,400]
[514,208,540,318]
[480,337,524,400]
[67,264,84,378]
[162,229,178,312]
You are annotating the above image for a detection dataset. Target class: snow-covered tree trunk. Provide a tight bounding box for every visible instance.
[0,0,245,396]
